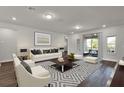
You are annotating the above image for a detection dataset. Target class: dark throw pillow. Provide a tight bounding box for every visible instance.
[55,49,58,53]
[43,50,47,54]
[31,49,42,55]
[21,61,32,74]
[36,49,42,54]
[43,50,50,54]
[51,49,55,53]
[31,49,37,55]
[47,49,50,53]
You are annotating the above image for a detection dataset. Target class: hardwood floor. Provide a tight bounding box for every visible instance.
[0,60,116,87]
[78,61,116,87]
[0,62,17,87]
[110,65,124,87]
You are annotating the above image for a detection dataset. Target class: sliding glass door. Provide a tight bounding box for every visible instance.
[83,34,99,57]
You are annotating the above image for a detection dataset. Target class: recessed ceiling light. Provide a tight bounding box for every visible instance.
[46,14,52,19]
[27,6,35,11]
[42,12,56,20]
[102,25,106,28]
[12,17,16,21]
[73,25,82,30]
[71,32,74,34]
[94,34,97,36]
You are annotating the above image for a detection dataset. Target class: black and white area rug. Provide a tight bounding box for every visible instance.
[36,61,101,87]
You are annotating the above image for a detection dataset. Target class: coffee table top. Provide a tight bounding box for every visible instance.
[50,57,80,72]
[52,57,79,65]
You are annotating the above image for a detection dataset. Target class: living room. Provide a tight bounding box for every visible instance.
[0,4,124,90]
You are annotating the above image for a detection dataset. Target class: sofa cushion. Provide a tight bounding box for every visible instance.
[31,66,50,77]
[21,61,32,74]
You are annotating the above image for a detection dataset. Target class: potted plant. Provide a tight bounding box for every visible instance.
[68,53,75,62]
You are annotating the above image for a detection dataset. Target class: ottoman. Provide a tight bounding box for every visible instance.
[84,56,98,64]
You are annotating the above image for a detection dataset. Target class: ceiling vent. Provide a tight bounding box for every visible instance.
[27,6,36,11]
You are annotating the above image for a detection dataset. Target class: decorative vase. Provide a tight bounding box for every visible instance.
[58,57,64,62]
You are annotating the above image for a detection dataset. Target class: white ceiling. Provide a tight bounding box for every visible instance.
[0,6,124,34]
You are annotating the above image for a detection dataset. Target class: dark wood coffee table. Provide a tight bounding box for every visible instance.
[51,58,79,72]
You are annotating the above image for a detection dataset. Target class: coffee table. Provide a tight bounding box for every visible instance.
[51,58,79,72]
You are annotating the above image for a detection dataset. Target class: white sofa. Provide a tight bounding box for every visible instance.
[12,54,51,87]
[30,48,62,62]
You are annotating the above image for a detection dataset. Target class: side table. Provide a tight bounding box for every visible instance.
[18,55,28,60]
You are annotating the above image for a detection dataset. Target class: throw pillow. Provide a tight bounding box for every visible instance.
[51,49,55,53]
[55,49,58,53]
[43,50,47,54]
[21,61,32,74]
[47,49,50,53]
[37,49,42,54]
[31,49,37,55]
[43,50,50,54]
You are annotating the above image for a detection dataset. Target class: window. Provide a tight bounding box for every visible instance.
[85,38,98,51]
[91,38,98,50]
[86,39,92,51]
[107,36,116,53]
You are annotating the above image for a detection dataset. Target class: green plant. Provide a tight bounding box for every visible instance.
[68,53,75,61]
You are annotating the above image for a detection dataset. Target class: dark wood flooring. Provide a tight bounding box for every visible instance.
[78,61,116,87]
[110,65,124,87]
[0,62,17,87]
[0,60,116,87]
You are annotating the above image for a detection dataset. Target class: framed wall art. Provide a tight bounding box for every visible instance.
[34,32,51,45]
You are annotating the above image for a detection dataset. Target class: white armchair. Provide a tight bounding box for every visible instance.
[12,54,51,87]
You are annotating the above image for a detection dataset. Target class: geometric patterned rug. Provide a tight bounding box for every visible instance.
[36,61,101,87]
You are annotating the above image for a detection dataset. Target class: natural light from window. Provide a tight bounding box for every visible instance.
[107,36,116,53]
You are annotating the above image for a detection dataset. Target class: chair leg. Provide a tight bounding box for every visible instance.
[48,84,51,87]
[16,83,18,87]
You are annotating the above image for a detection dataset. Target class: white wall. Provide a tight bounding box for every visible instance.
[68,25,124,62]
[17,27,65,50]
[0,28,17,62]
[0,22,65,63]
[68,34,82,55]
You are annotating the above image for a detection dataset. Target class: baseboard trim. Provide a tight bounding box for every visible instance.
[102,58,118,62]
[0,59,13,63]
[106,62,118,87]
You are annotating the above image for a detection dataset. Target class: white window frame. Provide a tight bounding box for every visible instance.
[106,35,116,54]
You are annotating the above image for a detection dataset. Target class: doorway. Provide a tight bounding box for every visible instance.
[64,37,68,55]
[83,33,99,58]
